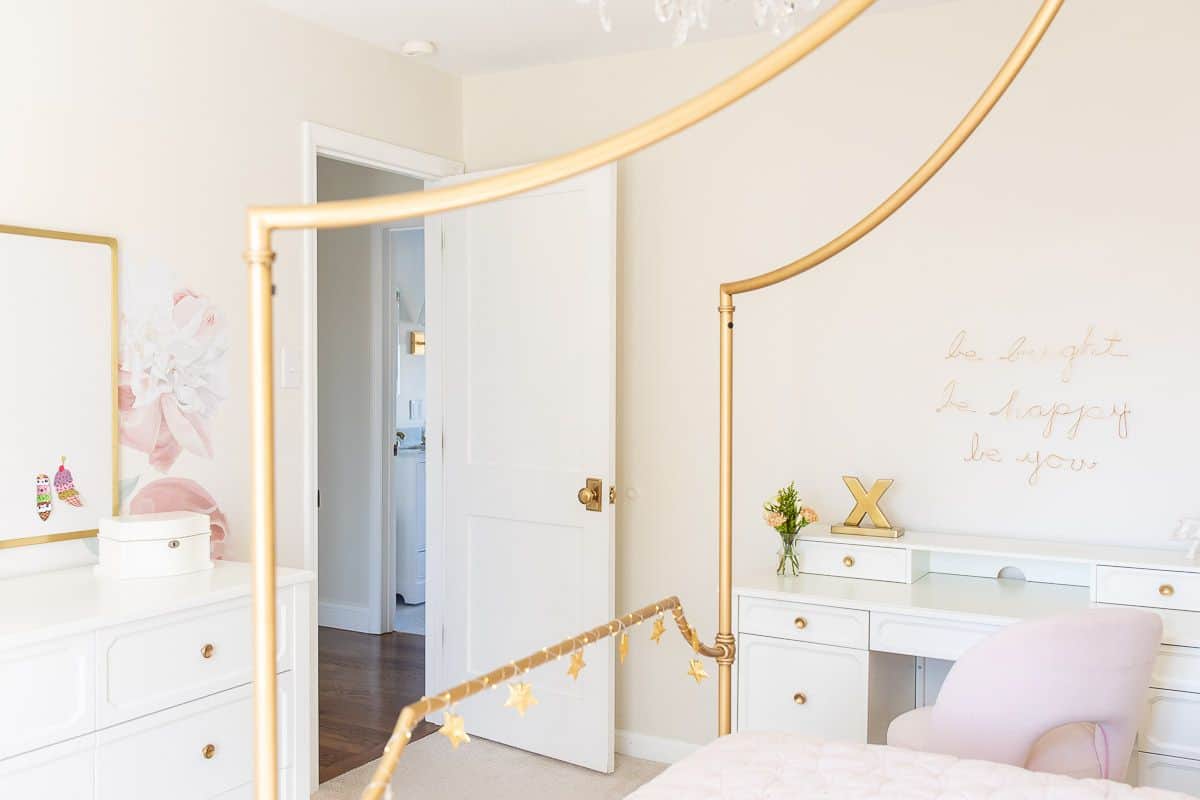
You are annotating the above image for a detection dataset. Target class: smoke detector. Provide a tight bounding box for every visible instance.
[401,40,437,57]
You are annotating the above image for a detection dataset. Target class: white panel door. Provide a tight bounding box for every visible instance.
[430,165,616,772]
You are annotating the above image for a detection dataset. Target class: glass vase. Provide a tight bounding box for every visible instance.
[776,534,800,576]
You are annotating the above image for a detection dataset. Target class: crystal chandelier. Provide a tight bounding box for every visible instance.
[578,0,828,46]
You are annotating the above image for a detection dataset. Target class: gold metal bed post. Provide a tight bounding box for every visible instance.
[241,0,1063,795]
[715,0,1062,736]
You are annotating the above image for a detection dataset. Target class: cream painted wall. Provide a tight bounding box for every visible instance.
[461,0,1200,745]
[0,0,461,573]
[316,158,422,617]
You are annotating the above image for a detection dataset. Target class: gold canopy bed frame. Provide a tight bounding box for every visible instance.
[241,0,1064,796]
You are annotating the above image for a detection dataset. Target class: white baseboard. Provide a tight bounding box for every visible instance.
[615,729,700,764]
[318,599,372,632]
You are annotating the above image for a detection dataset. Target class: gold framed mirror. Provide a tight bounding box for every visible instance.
[0,224,119,549]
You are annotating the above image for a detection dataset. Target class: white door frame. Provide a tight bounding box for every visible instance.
[301,121,462,632]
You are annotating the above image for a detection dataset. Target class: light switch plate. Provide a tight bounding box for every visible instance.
[280,346,302,389]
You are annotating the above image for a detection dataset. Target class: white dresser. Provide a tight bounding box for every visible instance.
[0,561,314,799]
[732,528,1200,796]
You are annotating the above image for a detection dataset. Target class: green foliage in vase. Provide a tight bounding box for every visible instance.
[763,482,818,576]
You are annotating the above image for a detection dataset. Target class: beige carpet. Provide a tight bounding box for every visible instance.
[313,736,667,799]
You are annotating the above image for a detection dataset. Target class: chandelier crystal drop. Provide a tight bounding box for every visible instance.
[579,0,828,46]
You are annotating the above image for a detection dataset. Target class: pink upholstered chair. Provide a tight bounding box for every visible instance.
[886,607,1161,781]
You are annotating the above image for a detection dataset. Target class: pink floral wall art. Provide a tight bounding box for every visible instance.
[119,289,227,472]
[119,286,230,559]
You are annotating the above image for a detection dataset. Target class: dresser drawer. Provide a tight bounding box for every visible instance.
[0,734,94,799]
[870,612,1001,661]
[97,593,293,727]
[738,596,868,649]
[1097,566,1200,613]
[736,634,868,742]
[0,634,95,759]
[1153,645,1200,694]
[797,541,910,583]
[1137,752,1200,796]
[95,673,293,800]
[1142,688,1200,761]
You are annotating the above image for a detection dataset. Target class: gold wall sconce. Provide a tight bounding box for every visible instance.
[410,331,426,355]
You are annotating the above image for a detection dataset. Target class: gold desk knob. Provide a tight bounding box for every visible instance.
[793,692,807,705]
[201,643,215,659]
[794,617,807,630]
[202,744,216,759]
[842,555,855,568]
[1160,584,1175,597]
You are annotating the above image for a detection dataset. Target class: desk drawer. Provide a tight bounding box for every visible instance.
[736,634,867,742]
[97,593,293,727]
[1142,688,1200,761]
[1097,566,1200,613]
[738,596,868,649]
[1153,645,1200,694]
[95,673,293,800]
[870,612,1000,661]
[0,634,95,759]
[1137,752,1200,796]
[797,541,909,583]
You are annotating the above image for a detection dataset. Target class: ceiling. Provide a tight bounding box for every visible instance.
[259,0,956,75]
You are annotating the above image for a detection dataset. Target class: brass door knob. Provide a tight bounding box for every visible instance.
[202,744,216,759]
[794,617,807,630]
[1160,584,1175,597]
[793,692,807,705]
[201,643,215,659]
[842,555,855,568]
[577,478,602,512]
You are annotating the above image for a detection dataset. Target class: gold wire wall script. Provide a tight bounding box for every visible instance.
[831,476,903,539]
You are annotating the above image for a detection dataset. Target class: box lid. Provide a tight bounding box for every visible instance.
[98,511,211,542]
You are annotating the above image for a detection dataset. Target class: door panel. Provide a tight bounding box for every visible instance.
[431,165,616,772]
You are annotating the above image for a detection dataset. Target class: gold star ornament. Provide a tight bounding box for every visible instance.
[567,650,586,680]
[650,616,665,644]
[618,632,630,665]
[438,711,470,749]
[504,682,539,717]
[687,659,709,685]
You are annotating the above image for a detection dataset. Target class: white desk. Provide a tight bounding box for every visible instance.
[732,527,1200,796]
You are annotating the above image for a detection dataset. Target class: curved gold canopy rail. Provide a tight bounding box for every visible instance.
[242,1,1063,797]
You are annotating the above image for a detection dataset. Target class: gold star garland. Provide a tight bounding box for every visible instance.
[434,601,716,751]
[567,649,587,680]
[504,682,539,717]
[438,711,470,749]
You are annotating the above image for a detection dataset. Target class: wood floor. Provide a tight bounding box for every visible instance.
[318,627,438,784]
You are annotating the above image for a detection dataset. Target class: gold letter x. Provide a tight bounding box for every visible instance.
[842,476,894,529]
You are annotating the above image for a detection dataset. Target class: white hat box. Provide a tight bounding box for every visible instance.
[95,511,213,579]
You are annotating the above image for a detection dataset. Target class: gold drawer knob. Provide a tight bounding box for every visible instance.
[1160,584,1175,597]
[793,692,807,705]
[202,744,216,760]
[794,617,807,630]
[842,555,855,568]
[201,643,215,659]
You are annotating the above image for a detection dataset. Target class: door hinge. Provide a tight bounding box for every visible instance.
[316,489,321,509]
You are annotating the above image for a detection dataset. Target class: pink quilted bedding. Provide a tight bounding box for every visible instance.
[625,733,1191,799]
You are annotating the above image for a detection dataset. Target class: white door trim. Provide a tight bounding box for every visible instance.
[300,123,462,785]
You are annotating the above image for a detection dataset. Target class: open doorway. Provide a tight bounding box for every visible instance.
[305,128,462,785]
